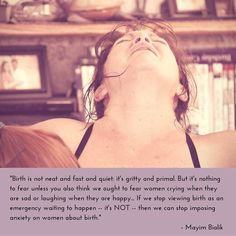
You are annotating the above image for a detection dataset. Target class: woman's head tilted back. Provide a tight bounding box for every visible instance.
[85,20,194,129]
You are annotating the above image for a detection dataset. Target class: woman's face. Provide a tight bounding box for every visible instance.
[2,62,11,72]
[103,30,180,96]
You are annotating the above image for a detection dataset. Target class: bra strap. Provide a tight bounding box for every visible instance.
[185,133,201,168]
[75,124,94,159]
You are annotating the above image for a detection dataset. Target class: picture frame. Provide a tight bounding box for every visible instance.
[0,4,12,22]
[0,45,51,100]
[168,0,207,17]
[213,0,235,17]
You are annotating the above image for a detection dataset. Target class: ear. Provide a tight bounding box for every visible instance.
[94,84,108,102]
[176,84,188,102]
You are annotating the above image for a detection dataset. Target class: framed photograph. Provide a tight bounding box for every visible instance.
[213,0,235,17]
[0,45,51,100]
[168,0,207,17]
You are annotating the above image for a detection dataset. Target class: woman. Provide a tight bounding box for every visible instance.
[33,20,236,168]
[0,61,14,89]
[0,122,79,168]
[0,60,21,89]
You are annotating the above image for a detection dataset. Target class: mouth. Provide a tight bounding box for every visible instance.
[130,45,159,57]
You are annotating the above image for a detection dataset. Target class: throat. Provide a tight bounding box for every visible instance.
[102,108,180,144]
[103,82,181,141]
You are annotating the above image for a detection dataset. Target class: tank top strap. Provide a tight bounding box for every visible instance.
[75,123,94,159]
[185,133,201,168]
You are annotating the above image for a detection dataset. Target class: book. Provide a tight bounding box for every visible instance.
[187,49,236,134]
[189,63,213,134]
[222,64,229,130]
[227,64,235,130]
[212,63,224,132]
[81,64,95,121]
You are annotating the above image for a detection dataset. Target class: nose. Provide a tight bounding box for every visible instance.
[133,32,151,44]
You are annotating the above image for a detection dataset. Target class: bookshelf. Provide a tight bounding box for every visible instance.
[187,49,236,134]
[0,19,236,36]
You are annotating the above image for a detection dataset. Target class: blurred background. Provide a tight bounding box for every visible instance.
[1,0,236,22]
[0,0,236,135]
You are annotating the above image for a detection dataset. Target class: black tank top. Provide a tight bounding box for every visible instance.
[75,124,201,168]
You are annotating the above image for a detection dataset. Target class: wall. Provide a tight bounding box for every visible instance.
[0,35,99,95]
[1,29,236,95]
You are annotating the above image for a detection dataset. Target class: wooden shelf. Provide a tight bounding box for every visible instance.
[0,19,236,36]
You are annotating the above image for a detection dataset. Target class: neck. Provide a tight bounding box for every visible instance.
[99,69,184,141]
[102,93,180,141]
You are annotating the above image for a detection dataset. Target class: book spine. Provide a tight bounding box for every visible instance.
[190,63,212,134]
[212,63,224,132]
[187,63,200,134]
[222,64,229,130]
[74,65,84,114]
[208,64,214,133]
[81,65,95,121]
[227,64,235,130]
[200,63,212,134]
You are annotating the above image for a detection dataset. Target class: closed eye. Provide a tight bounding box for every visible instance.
[152,38,167,45]
[150,34,167,45]
[115,38,131,45]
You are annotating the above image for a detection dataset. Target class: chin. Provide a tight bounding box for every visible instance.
[131,64,160,75]
[130,59,159,71]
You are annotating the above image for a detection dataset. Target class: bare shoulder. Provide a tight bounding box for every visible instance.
[32,118,86,134]
[32,118,88,153]
[190,131,236,168]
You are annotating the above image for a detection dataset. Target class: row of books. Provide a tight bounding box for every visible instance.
[188,63,235,134]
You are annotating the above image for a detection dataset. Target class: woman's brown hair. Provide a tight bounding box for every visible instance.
[0,124,79,168]
[84,20,196,130]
